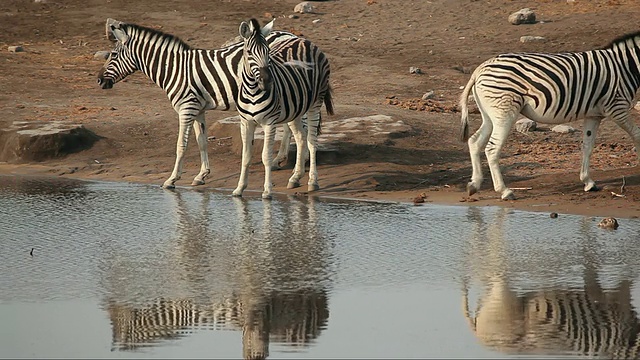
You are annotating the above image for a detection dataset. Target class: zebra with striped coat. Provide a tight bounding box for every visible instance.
[460,31,640,200]
[96,18,300,189]
[232,18,334,199]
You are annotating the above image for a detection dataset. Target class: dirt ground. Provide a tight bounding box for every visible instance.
[2,0,640,220]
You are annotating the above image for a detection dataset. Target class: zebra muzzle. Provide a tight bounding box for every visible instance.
[258,67,273,91]
[97,76,114,89]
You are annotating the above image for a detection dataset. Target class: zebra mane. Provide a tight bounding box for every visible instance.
[601,30,640,49]
[122,22,193,50]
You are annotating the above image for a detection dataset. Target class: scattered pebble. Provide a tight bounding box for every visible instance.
[508,8,536,25]
[598,217,619,230]
[550,212,558,218]
[422,91,435,100]
[8,45,24,52]
[551,124,576,134]
[94,51,110,60]
[515,118,537,133]
[520,36,546,43]
[294,1,314,14]
[409,67,422,74]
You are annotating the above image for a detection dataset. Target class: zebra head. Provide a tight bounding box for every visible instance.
[97,18,138,90]
[239,18,274,92]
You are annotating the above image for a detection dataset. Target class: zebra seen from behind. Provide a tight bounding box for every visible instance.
[459,31,640,200]
[232,18,334,199]
[96,18,301,189]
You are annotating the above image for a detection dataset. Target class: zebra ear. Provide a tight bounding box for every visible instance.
[110,25,129,44]
[105,18,122,42]
[261,19,274,36]
[239,21,251,39]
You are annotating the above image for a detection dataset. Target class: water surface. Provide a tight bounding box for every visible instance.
[1,175,640,358]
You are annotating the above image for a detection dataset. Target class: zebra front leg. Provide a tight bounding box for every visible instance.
[271,122,291,171]
[484,118,516,200]
[191,113,211,186]
[580,117,602,192]
[286,117,307,189]
[163,116,193,189]
[232,119,256,197]
[261,124,277,199]
[305,106,321,191]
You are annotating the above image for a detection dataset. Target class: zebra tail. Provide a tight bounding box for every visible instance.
[459,72,476,143]
[324,84,335,116]
[319,84,335,136]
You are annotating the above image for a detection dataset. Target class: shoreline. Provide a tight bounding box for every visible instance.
[2,163,637,221]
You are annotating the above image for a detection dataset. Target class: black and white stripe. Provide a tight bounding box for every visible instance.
[459,31,640,200]
[96,18,299,189]
[108,298,215,350]
[231,18,334,199]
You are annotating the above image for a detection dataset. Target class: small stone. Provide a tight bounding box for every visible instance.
[8,45,24,52]
[294,2,314,14]
[520,36,546,43]
[598,217,619,230]
[551,124,576,134]
[409,67,422,74]
[422,91,435,100]
[312,19,321,24]
[508,8,536,25]
[288,14,299,19]
[94,51,110,60]
[515,118,537,133]
[550,212,558,218]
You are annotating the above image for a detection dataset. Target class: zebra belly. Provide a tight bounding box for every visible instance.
[520,103,604,125]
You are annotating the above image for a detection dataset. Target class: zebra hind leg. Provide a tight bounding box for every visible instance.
[305,106,322,192]
[580,117,602,192]
[271,122,292,171]
[466,96,493,197]
[191,113,211,186]
[484,116,517,200]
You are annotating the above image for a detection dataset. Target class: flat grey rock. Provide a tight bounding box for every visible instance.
[0,121,99,162]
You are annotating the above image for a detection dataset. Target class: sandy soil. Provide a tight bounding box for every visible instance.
[2,0,640,220]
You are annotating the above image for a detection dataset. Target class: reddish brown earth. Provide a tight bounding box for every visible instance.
[2,0,640,219]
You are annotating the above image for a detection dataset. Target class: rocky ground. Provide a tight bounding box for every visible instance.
[1,0,640,220]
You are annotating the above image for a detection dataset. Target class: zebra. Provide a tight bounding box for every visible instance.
[459,31,640,200]
[96,18,302,189]
[231,18,334,199]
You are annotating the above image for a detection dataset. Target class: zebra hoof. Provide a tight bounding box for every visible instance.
[262,192,272,200]
[308,184,320,192]
[467,183,478,196]
[162,183,176,190]
[231,189,243,197]
[287,181,301,189]
[191,179,205,186]
[501,190,516,201]
[584,184,600,192]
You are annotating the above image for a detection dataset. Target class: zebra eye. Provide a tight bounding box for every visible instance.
[110,51,118,59]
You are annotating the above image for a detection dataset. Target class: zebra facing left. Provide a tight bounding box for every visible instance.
[232,18,334,199]
[96,18,300,189]
[460,31,640,200]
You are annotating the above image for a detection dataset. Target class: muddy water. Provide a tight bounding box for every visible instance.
[1,175,640,358]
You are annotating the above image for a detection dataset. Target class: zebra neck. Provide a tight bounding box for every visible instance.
[134,41,192,92]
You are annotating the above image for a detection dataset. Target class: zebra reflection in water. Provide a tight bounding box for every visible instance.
[461,207,640,358]
[104,191,332,358]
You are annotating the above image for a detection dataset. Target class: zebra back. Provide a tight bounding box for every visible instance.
[99,19,299,112]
